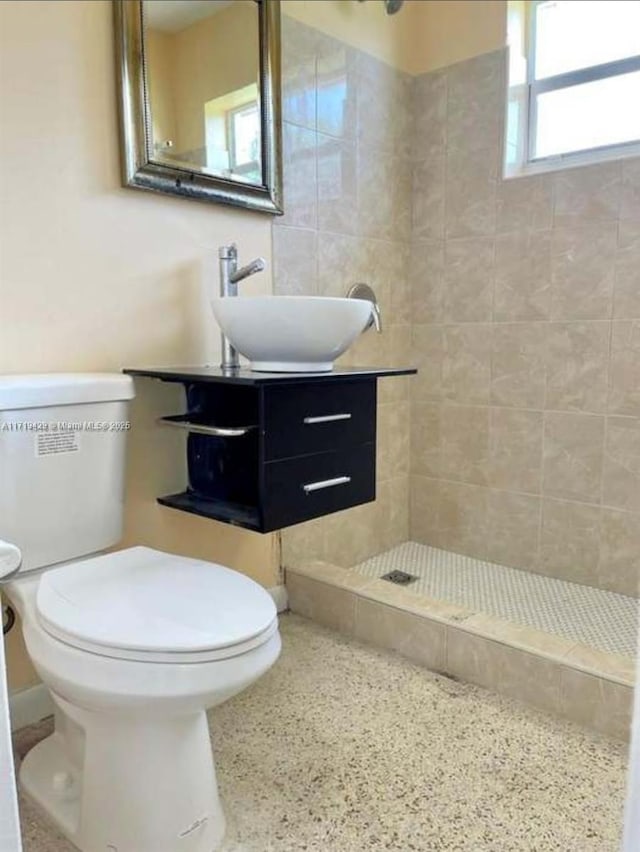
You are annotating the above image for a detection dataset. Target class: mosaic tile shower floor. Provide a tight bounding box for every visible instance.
[354,542,638,657]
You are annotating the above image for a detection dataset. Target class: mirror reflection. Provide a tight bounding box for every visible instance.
[143,0,263,185]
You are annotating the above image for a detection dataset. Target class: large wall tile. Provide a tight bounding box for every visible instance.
[550,225,616,320]
[410,475,445,547]
[538,498,601,586]
[272,227,317,296]
[603,416,640,512]
[553,162,621,227]
[609,320,640,416]
[488,408,543,494]
[411,324,443,401]
[442,237,494,321]
[377,400,410,481]
[543,412,605,503]
[599,507,639,597]
[316,34,357,140]
[410,240,444,324]
[317,231,362,297]
[356,52,412,158]
[439,404,490,485]
[491,323,547,409]
[614,220,640,318]
[281,517,327,569]
[494,230,552,321]
[317,134,357,235]
[442,324,492,404]
[620,159,640,220]
[495,174,553,234]
[545,321,610,413]
[485,490,541,570]
[437,480,491,559]
[357,143,410,241]
[412,156,445,240]
[445,145,498,238]
[281,15,317,131]
[412,69,447,160]
[278,122,317,229]
[378,476,410,550]
[446,50,505,153]
[411,402,442,478]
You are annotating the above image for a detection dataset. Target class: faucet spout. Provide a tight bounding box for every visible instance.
[217,244,268,371]
[230,257,266,284]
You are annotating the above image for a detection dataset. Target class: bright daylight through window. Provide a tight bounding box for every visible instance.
[506,0,640,175]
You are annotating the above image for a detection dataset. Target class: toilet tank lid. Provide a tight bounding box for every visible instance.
[0,374,135,410]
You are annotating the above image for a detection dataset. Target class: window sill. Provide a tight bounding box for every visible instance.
[504,139,640,180]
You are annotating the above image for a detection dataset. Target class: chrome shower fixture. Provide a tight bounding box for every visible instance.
[384,0,404,14]
[357,0,405,16]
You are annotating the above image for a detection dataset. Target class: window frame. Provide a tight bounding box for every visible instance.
[226,100,261,177]
[525,0,640,166]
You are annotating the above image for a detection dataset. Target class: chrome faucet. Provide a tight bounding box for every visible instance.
[218,244,266,370]
[347,282,382,333]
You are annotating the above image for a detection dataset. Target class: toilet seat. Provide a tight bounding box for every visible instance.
[36,546,278,663]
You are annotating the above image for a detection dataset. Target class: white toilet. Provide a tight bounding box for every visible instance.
[0,374,281,852]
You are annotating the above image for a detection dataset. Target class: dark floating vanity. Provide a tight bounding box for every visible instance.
[124,366,416,533]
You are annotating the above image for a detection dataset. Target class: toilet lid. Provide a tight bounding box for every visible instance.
[36,546,278,662]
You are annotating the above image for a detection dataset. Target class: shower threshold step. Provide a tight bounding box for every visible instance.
[285,547,636,741]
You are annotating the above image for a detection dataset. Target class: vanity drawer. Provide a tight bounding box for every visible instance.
[263,380,376,461]
[262,444,375,531]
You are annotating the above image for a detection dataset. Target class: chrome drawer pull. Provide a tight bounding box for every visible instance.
[302,476,352,494]
[303,413,352,425]
[158,417,255,438]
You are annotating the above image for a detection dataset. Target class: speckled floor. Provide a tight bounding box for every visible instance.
[14,614,628,852]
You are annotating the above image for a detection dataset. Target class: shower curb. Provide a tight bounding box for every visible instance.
[285,561,634,741]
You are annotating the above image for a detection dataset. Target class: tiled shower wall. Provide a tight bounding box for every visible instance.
[274,22,640,600]
[410,50,640,598]
[273,16,412,568]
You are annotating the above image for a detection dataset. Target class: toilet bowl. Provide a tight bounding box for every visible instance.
[0,374,281,852]
[6,547,281,852]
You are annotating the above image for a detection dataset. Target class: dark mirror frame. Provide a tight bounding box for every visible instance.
[113,0,283,214]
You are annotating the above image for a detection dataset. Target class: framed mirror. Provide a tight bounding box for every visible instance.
[113,0,283,214]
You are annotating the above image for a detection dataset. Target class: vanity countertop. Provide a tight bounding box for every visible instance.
[123,365,417,386]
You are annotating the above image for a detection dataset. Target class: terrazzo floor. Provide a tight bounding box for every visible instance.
[355,541,638,658]
[14,614,628,852]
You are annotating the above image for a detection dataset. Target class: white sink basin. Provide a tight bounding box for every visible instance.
[211,296,374,372]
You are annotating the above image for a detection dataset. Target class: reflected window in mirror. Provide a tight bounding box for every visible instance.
[144,0,262,185]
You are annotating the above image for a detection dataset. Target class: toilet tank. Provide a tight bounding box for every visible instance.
[0,374,136,574]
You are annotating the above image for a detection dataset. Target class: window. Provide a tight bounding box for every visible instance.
[506,1,640,175]
[227,102,261,177]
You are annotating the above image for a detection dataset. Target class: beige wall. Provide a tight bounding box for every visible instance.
[411,1,506,74]
[0,0,278,693]
[282,0,418,73]
[282,0,507,76]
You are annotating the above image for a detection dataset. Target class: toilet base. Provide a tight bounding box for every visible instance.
[20,697,226,852]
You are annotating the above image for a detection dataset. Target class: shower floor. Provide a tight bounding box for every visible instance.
[353,542,638,658]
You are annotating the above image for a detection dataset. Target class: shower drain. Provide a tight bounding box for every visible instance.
[381,570,418,586]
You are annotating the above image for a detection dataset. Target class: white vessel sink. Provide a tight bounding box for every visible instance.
[211,296,374,372]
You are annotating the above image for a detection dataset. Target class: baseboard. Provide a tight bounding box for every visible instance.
[268,584,289,613]
[9,683,54,731]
